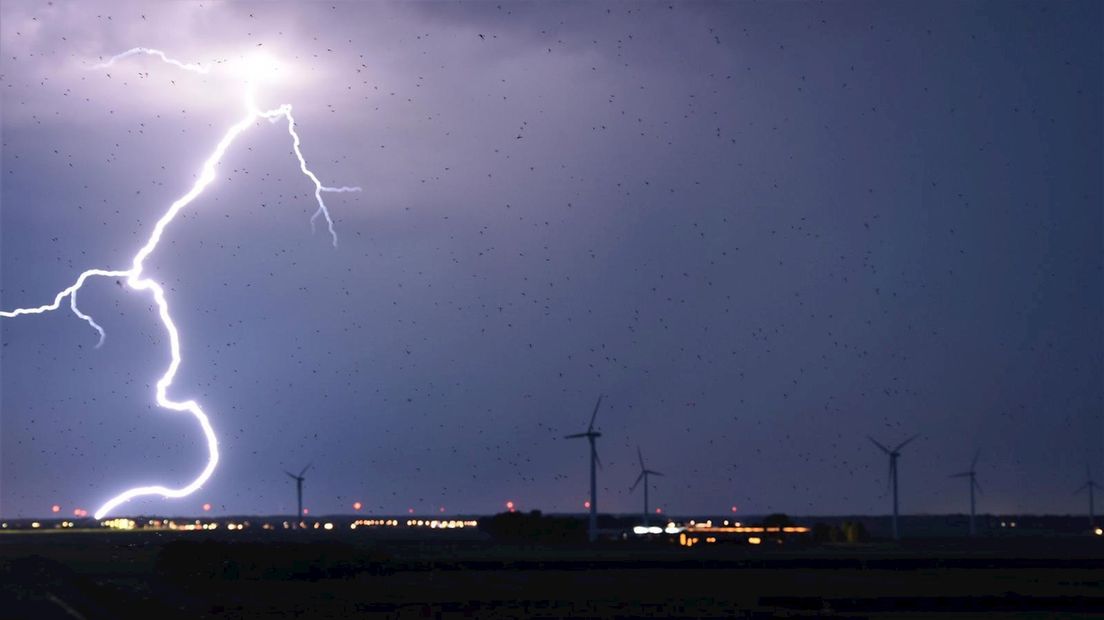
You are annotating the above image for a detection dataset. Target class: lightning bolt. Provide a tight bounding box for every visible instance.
[0,48,360,519]
[93,47,211,74]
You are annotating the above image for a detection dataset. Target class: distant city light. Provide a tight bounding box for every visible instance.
[350,518,477,530]
[748,536,762,545]
[202,503,212,512]
[51,504,60,513]
[352,501,362,511]
[102,518,136,530]
[1096,528,1103,536]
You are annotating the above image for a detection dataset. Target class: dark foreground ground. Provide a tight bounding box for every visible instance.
[2,528,1102,619]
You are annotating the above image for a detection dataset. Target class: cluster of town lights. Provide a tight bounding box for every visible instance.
[8,511,1101,538]
[633,523,685,535]
[1,516,482,532]
[101,518,137,530]
[349,518,400,528]
[409,519,476,528]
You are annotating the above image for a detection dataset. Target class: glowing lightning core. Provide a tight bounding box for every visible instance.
[0,49,361,519]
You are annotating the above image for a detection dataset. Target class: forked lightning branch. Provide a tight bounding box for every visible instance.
[0,48,360,519]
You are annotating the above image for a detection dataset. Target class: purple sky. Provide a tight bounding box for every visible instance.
[1,1,1100,519]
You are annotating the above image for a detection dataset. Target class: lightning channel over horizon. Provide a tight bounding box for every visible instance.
[1,48,361,519]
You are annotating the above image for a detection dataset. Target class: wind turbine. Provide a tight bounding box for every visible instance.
[950,450,981,537]
[1075,465,1099,531]
[565,395,603,542]
[284,463,311,527]
[630,446,663,526]
[867,435,918,541]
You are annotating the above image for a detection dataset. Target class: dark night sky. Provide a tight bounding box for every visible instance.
[1,1,1100,519]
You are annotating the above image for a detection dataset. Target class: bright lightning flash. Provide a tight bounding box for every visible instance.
[226,50,284,84]
[1,48,361,519]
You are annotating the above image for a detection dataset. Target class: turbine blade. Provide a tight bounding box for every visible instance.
[867,436,890,454]
[894,434,919,452]
[630,471,644,491]
[595,448,603,470]
[648,470,664,477]
[1075,482,1089,494]
[299,462,312,477]
[284,470,296,479]
[971,449,980,471]
[973,478,983,495]
[588,395,603,432]
[638,445,645,470]
[564,433,588,439]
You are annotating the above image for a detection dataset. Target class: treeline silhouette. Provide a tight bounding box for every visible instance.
[479,510,636,543]
[812,521,870,543]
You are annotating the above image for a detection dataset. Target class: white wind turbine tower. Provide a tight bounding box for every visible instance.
[1075,464,1100,532]
[950,450,982,537]
[565,395,603,542]
[867,435,918,541]
[630,446,663,526]
[284,463,311,527]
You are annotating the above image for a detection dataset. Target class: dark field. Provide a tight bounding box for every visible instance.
[2,528,1102,619]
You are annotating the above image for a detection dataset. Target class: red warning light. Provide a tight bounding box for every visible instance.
[51,504,61,513]
[302,508,309,515]
[352,501,362,511]
[731,505,739,513]
[506,500,515,512]
[655,507,663,514]
[202,503,212,512]
[584,500,591,509]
